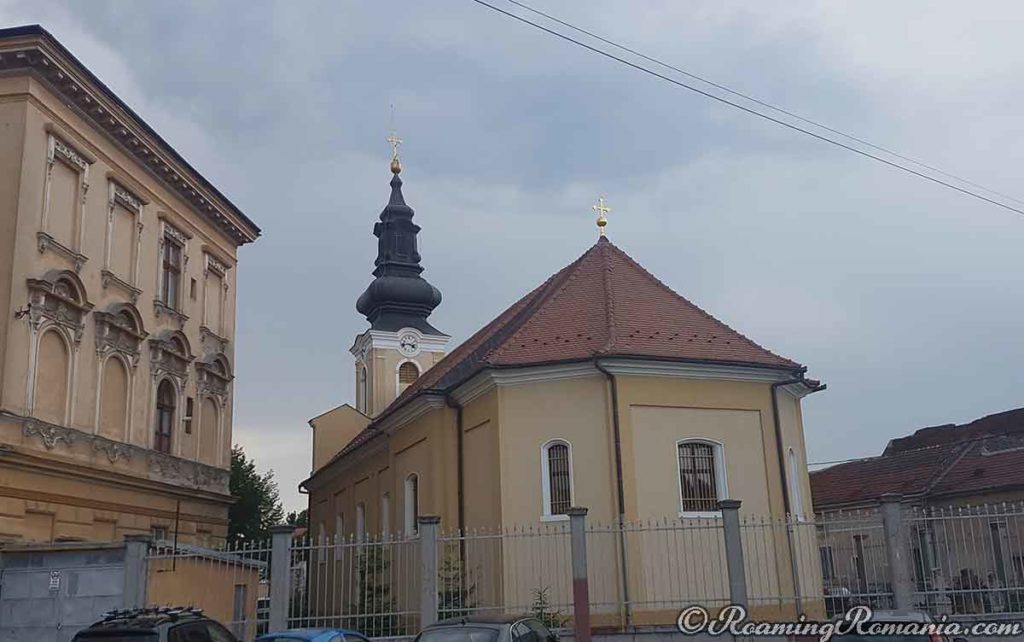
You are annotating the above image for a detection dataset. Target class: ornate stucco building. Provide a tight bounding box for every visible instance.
[0,26,260,545]
[304,151,823,558]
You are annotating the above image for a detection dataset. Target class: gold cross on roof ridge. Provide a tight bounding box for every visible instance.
[592,196,611,237]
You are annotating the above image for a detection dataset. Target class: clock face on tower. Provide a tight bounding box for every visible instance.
[398,332,420,356]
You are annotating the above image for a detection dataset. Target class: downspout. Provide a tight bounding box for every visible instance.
[771,372,824,615]
[594,360,632,627]
[446,396,467,582]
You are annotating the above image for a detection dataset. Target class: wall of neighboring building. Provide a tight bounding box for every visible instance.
[0,81,27,407]
[0,71,240,545]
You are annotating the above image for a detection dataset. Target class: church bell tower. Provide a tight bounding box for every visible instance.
[350,137,449,417]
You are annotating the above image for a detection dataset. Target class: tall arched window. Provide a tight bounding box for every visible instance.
[788,447,805,520]
[677,439,726,515]
[154,380,175,454]
[404,474,419,536]
[98,355,129,440]
[398,361,419,395]
[540,440,573,519]
[35,328,70,426]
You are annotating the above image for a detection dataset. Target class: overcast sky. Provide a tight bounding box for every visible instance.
[4,1,1023,512]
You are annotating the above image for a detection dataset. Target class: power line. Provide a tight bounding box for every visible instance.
[469,0,1024,218]
[505,0,1024,209]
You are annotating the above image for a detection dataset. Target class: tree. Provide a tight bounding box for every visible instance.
[286,508,308,528]
[228,445,285,545]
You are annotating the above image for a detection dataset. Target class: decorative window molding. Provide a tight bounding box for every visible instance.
[196,353,232,406]
[154,218,190,326]
[38,133,92,271]
[676,438,728,518]
[404,473,419,537]
[148,330,194,387]
[541,439,574,521]
[381,493,391,537]
[94,303,147,366]
[200,251,230,343]
[101,180,145,301]
[24,270,93,343]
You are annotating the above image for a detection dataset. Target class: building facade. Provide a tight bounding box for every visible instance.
[302,157,825,620]
[0,26,260,546]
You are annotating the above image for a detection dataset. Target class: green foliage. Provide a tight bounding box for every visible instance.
[530,586,568,630]
[438,545,476,618]
[349,546,403,636]
[286,508,309,528]
[228,445,285,545]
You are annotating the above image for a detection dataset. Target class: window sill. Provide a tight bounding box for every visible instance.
[540,514,570,523]
[679,511,722,519]
[153,299,188,329]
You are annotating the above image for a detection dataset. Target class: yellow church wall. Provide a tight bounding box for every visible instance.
[310,404,370,473]
[461,387,501,531]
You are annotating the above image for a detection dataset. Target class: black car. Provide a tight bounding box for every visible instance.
[415,615,560,642]
[72,607,239,642]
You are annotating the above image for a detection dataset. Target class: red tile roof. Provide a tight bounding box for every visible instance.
[811,408,1024,509]
[322,238,802,469]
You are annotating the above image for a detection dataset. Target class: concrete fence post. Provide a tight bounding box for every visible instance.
[567,507,591,642]
[880,494,914,610]
[122,535,151,609]
[718,499,748,607]
[419,516,441,628]
[269,525,296,633]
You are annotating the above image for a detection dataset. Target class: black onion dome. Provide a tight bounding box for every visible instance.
[356,172,444,334]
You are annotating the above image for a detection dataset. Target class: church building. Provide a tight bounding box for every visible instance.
[302,150,823,546]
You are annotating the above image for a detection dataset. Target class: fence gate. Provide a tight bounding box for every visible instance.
[0,546,126,642]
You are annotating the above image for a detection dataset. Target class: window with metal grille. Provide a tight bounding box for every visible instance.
[546,443,572,515]
[678,440,720,513]
[398,361,419,394]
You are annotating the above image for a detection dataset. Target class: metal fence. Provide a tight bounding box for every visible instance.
[140,499,1024,640]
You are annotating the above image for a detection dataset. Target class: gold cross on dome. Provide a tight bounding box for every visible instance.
[592,196,611,237]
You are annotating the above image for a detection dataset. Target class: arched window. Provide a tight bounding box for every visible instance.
[404,474,419,536]
[154,380,175,454]
[540,439,573,519]
[398,361,419,395]
[35,328,70,426]
[677,439,726,515]
[99,356,129,440]
[788,447,805,520]
[199,398,219,464]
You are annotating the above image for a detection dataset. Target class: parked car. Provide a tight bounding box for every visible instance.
[255,629,371,642]
[72,607,239,641]
[831,609,967,642]
[414,615,559,642]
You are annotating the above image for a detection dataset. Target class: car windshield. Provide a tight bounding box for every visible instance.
[73,634,158,641]
[418,626,500,642]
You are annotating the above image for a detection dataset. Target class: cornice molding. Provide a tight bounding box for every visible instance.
[375,394,447,435]
[595,359,797,383]
[0,33,260,244]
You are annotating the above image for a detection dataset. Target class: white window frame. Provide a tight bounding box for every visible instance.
[787,447,805,521]
[404,473,419,537]
[540,438,574,522]
[676,438,728,518]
